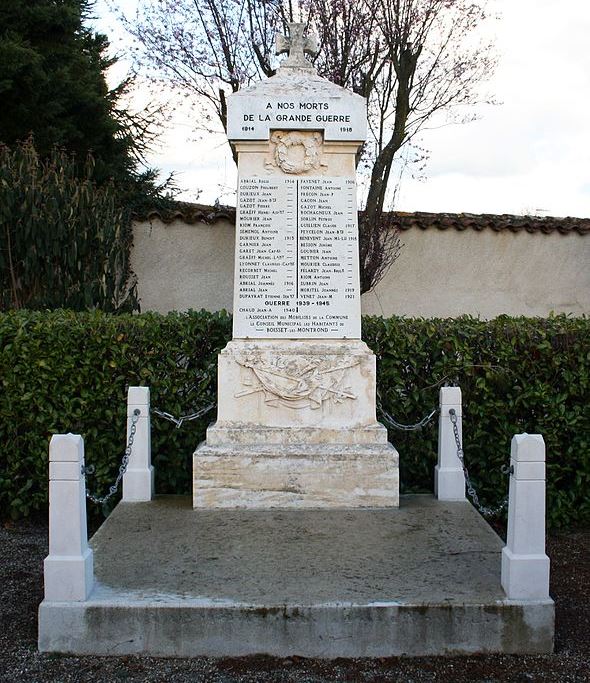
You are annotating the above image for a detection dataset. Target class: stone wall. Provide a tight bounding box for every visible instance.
[132,215,235,314]
[131,212,590,317]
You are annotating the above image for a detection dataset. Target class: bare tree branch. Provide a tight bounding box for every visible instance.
[122,0,497,292]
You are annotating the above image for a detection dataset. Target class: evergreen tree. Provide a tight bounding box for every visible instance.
[0,0,174,312]
[0,0,154,189]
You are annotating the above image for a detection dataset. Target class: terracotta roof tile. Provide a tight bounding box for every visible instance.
[389,212,590,235]
[138,203,236,225]
[135,204,589,235]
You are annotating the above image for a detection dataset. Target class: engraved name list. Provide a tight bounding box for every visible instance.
[233,176,361,339]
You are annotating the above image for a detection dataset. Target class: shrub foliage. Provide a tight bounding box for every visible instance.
[0,140,138,311]
[363,314,589,529]
[0,310,587,528]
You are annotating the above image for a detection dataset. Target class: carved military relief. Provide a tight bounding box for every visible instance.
[266,130,325,175]
[234,354,359,409]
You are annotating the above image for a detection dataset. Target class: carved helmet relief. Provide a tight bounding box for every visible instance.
[267,130,325,175]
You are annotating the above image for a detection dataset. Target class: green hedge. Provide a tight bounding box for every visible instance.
[0,310,588,528]
[363,315,589,529]
[0,309,230,520]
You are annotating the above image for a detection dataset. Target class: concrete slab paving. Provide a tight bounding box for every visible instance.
[38,495,555,657]
[92,495,505,604]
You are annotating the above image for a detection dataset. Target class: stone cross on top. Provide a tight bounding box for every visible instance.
[276,22,318,70]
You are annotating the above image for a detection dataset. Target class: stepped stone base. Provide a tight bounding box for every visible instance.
[193,432,399,508]
[193,339,399,508]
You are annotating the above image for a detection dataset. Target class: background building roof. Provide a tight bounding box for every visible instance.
[136,204,590,235]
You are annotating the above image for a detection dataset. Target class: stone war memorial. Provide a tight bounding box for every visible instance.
[38,24,555,657]
[192,22,398,508]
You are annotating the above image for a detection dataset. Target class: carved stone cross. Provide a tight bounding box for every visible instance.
[276,22,318,70]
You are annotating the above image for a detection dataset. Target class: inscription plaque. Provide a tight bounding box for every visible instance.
[227,96,367,142]
[233,176,361,339]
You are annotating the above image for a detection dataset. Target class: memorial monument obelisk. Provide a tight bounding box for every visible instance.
[193,24,399,507]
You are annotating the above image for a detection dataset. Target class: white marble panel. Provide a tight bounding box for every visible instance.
[228,94,366,142]
[233,176,361,339]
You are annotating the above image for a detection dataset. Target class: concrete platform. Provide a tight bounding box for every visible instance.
[38,495,554,657]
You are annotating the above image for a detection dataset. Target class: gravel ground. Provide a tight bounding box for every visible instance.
[0,519,588,682]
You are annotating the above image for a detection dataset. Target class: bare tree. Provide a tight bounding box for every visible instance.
[121,1,284,137]
[123,0,496,292]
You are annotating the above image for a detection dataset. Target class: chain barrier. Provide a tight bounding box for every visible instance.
[82,398,508,517]
[152,403,214,429]
[378,403,438,431]
[83,401,214,506]
[83,409,140,505]
[449,408,510,518]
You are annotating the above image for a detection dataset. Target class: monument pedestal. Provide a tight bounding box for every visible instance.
[193,340,399,508]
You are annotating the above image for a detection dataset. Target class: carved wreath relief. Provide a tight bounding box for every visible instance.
[267,130,325,175]
[234,354,359,409]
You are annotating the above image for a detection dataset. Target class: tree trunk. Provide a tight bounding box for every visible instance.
[359,45,417,293]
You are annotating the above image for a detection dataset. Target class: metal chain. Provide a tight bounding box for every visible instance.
[83,409,140,505]
[378,404,438,431]
[449,408,509,518]
[152,403,214,429]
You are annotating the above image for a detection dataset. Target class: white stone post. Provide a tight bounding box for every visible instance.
[501,434,550,600]
[122,386,154,502]
[44,434,94,601]
[434,386,466,501]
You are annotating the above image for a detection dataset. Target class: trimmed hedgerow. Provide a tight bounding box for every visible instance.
[363,314,590,529]
[0,309,230,520]
[0,310,588,528]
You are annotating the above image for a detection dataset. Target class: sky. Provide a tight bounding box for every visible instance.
[92,0,590,218]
